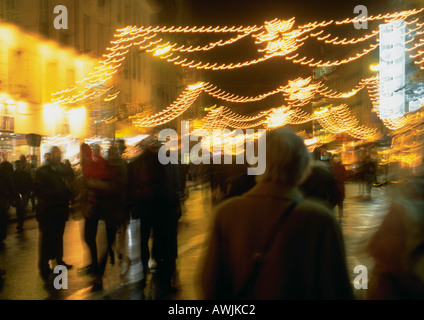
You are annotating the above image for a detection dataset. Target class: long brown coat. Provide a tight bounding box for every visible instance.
[200,181,354,300]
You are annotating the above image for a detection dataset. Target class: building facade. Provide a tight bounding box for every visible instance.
[0,0,163,163]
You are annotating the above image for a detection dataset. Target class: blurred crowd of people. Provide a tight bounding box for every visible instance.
[0,138,184,298]
[0,127,424,300]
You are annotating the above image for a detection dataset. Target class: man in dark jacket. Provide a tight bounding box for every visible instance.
[34,146,73,279]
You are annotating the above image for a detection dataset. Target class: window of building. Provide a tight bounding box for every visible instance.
[83,15,91,53]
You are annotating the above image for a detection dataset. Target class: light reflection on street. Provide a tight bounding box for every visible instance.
[0,181,392,300]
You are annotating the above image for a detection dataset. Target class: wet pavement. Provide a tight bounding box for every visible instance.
[0,181,392,300]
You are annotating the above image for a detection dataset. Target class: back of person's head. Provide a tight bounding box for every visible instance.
[258,128,311,187]
[14,160,22,171]
[300,161,337,206]
[108,146,119,160]
[80,143,92,166]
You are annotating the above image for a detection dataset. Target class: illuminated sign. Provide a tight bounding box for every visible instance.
[379,21,405,119]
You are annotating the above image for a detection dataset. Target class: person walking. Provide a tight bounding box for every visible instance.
[11,160,33,233]
[34,146,73,279]
[127,136,182,298]
[92,146,128,290]
[366,174,424,299]
[199,128,354,300]
[78,144,108,277]
[329,155,347,224]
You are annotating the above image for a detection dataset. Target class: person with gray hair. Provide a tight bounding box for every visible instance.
[199,127,353,300]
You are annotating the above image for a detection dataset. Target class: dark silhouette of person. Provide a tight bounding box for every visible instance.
[200,128,353,300]
[0,155,13,172]
[127,136,182,298]
[34,146,73,279]
[20,154,36,213]
[330,155,347,223]
[300,161,342,211]
[11,160,33,233]
[78,144,108,279]
[0,162,14,245]
[361,154,378,197]
[79,143,128,291]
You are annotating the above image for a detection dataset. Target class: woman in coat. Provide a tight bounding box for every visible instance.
[199,128,354,300]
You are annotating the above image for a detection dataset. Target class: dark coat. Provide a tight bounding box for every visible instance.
[127,149,182,219]
[200,181,354,300]
[11,169,32,196]
[34,163,72,223]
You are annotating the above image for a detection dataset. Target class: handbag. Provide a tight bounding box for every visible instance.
[235,199,302,300]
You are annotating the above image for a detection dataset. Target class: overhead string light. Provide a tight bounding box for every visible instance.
[321,76,379,99]
[131,82,205,128]
[199,106,272,131]
[51,8,424,105]
[335,8,424,25]
[200,75,379,106]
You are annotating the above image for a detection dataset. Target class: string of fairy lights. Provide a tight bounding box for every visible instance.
[50,8,424,147]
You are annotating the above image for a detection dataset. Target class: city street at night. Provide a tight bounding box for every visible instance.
[1,0,424,303]
[0,181,390,300]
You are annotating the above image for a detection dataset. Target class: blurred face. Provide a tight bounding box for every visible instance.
[51,147,62,165]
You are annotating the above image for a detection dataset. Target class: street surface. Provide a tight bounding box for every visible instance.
[0,181,391,300]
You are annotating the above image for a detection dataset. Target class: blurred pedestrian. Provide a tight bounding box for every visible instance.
[63,160,75,205]
[79,143,128,290]
[34,146,73,279]
[127,136,182,298]
[19,155,32,175]
[200,128,353,300]
[362,154,377,198]
[0,163,14,245]
[11,160,33,233]
[330,155,347,223]
[366,174,424,299]
[300,160,341,211]
[20,155,36,213]
[0,155,13,175]
[43,152,51,165]
[78,144,108,281]
[102,146,128,266]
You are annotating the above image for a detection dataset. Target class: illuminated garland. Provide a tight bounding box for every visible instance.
[50,8,424,105]
[131,82,204,128]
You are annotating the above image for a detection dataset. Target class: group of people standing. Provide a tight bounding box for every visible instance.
[0,155,34,242]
